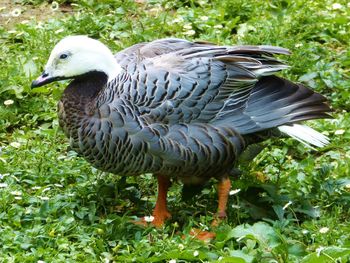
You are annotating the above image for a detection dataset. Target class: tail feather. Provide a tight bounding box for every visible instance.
[243,76,331,129]
[278,124,329,148]
[215,76,332,138]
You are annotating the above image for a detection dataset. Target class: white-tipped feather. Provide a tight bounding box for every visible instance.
[278,124,329,148]
[253,65,290,76]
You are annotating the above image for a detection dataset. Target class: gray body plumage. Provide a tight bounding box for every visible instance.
[58,38,330,185]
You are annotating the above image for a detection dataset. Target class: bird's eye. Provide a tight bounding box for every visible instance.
[59,54,68,59]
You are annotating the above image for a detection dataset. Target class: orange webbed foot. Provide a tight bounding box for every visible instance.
[211,211,227,227]
[186,228,216,242]
[151,208,171,227]
[134,174,172,227]
[133,210,171,227]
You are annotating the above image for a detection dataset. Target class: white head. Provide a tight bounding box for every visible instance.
[32,36,122,87]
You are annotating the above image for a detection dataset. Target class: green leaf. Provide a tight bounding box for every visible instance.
[219,256,248,263]
[298,72,318,82]
[39,201,50,217]
[229,250,255,263]
[288,243,307,257]
[301,247,350,263]
[272,205,285,221]
[23,59,38,78]
[231,222,281,248]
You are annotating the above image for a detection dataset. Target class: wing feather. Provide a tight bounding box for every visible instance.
[112,38,330,134]
[113,39,287,124]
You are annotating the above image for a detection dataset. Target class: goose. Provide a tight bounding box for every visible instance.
[32,36,331,227]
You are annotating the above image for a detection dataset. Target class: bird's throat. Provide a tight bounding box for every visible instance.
[63,71,108,99]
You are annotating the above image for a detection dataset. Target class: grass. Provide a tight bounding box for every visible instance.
[0,0,349,262]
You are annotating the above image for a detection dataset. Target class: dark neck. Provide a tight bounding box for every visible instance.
[64,71,108,99]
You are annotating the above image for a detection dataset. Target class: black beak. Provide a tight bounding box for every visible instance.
[31,71,63,88]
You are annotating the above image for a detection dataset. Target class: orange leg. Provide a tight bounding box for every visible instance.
[150,174,171,227]
[188,178,231,240]
[212,177,231,226]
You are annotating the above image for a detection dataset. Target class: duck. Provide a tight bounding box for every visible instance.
[32,36,331,227]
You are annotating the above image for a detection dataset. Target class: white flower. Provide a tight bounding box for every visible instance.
[345,184,350,189]
[184,30,196,36]
[144,215,154,222]
[334,129,345,135]
[237,23,256,37]
[295,43,303,48]
[0,183,8,188]
[11,8,21,17]
[32,186,41,190]
[331,3,342,10]
[200,16,209,21]
[35,22,44,30]
[231,204,240,209]
[51,1,59,11]
[169,260,176,263]
[42,187,51,192]
[236,236,245,242]
[10,142,21,148]
[55,29,64,34]
[15,196,22,200]
[302,229,309,234]
[319,227,329,234]
[198,223,209,231]
[39,196,50,201]
[229,189,241,195]
[149,7,162,15]
[10,190,22,196]
[282,201,293,210]
[54,184,63,188]
[193,251,199,257]
[173,17,184,23]
[4,99,14,106]
[178,244,184,250]
[322,131,330,136]
[183,24,192,30]
[1,173,10,178]
[37,260,46,263]
[316,246,324,257]
[214,24,223,29]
